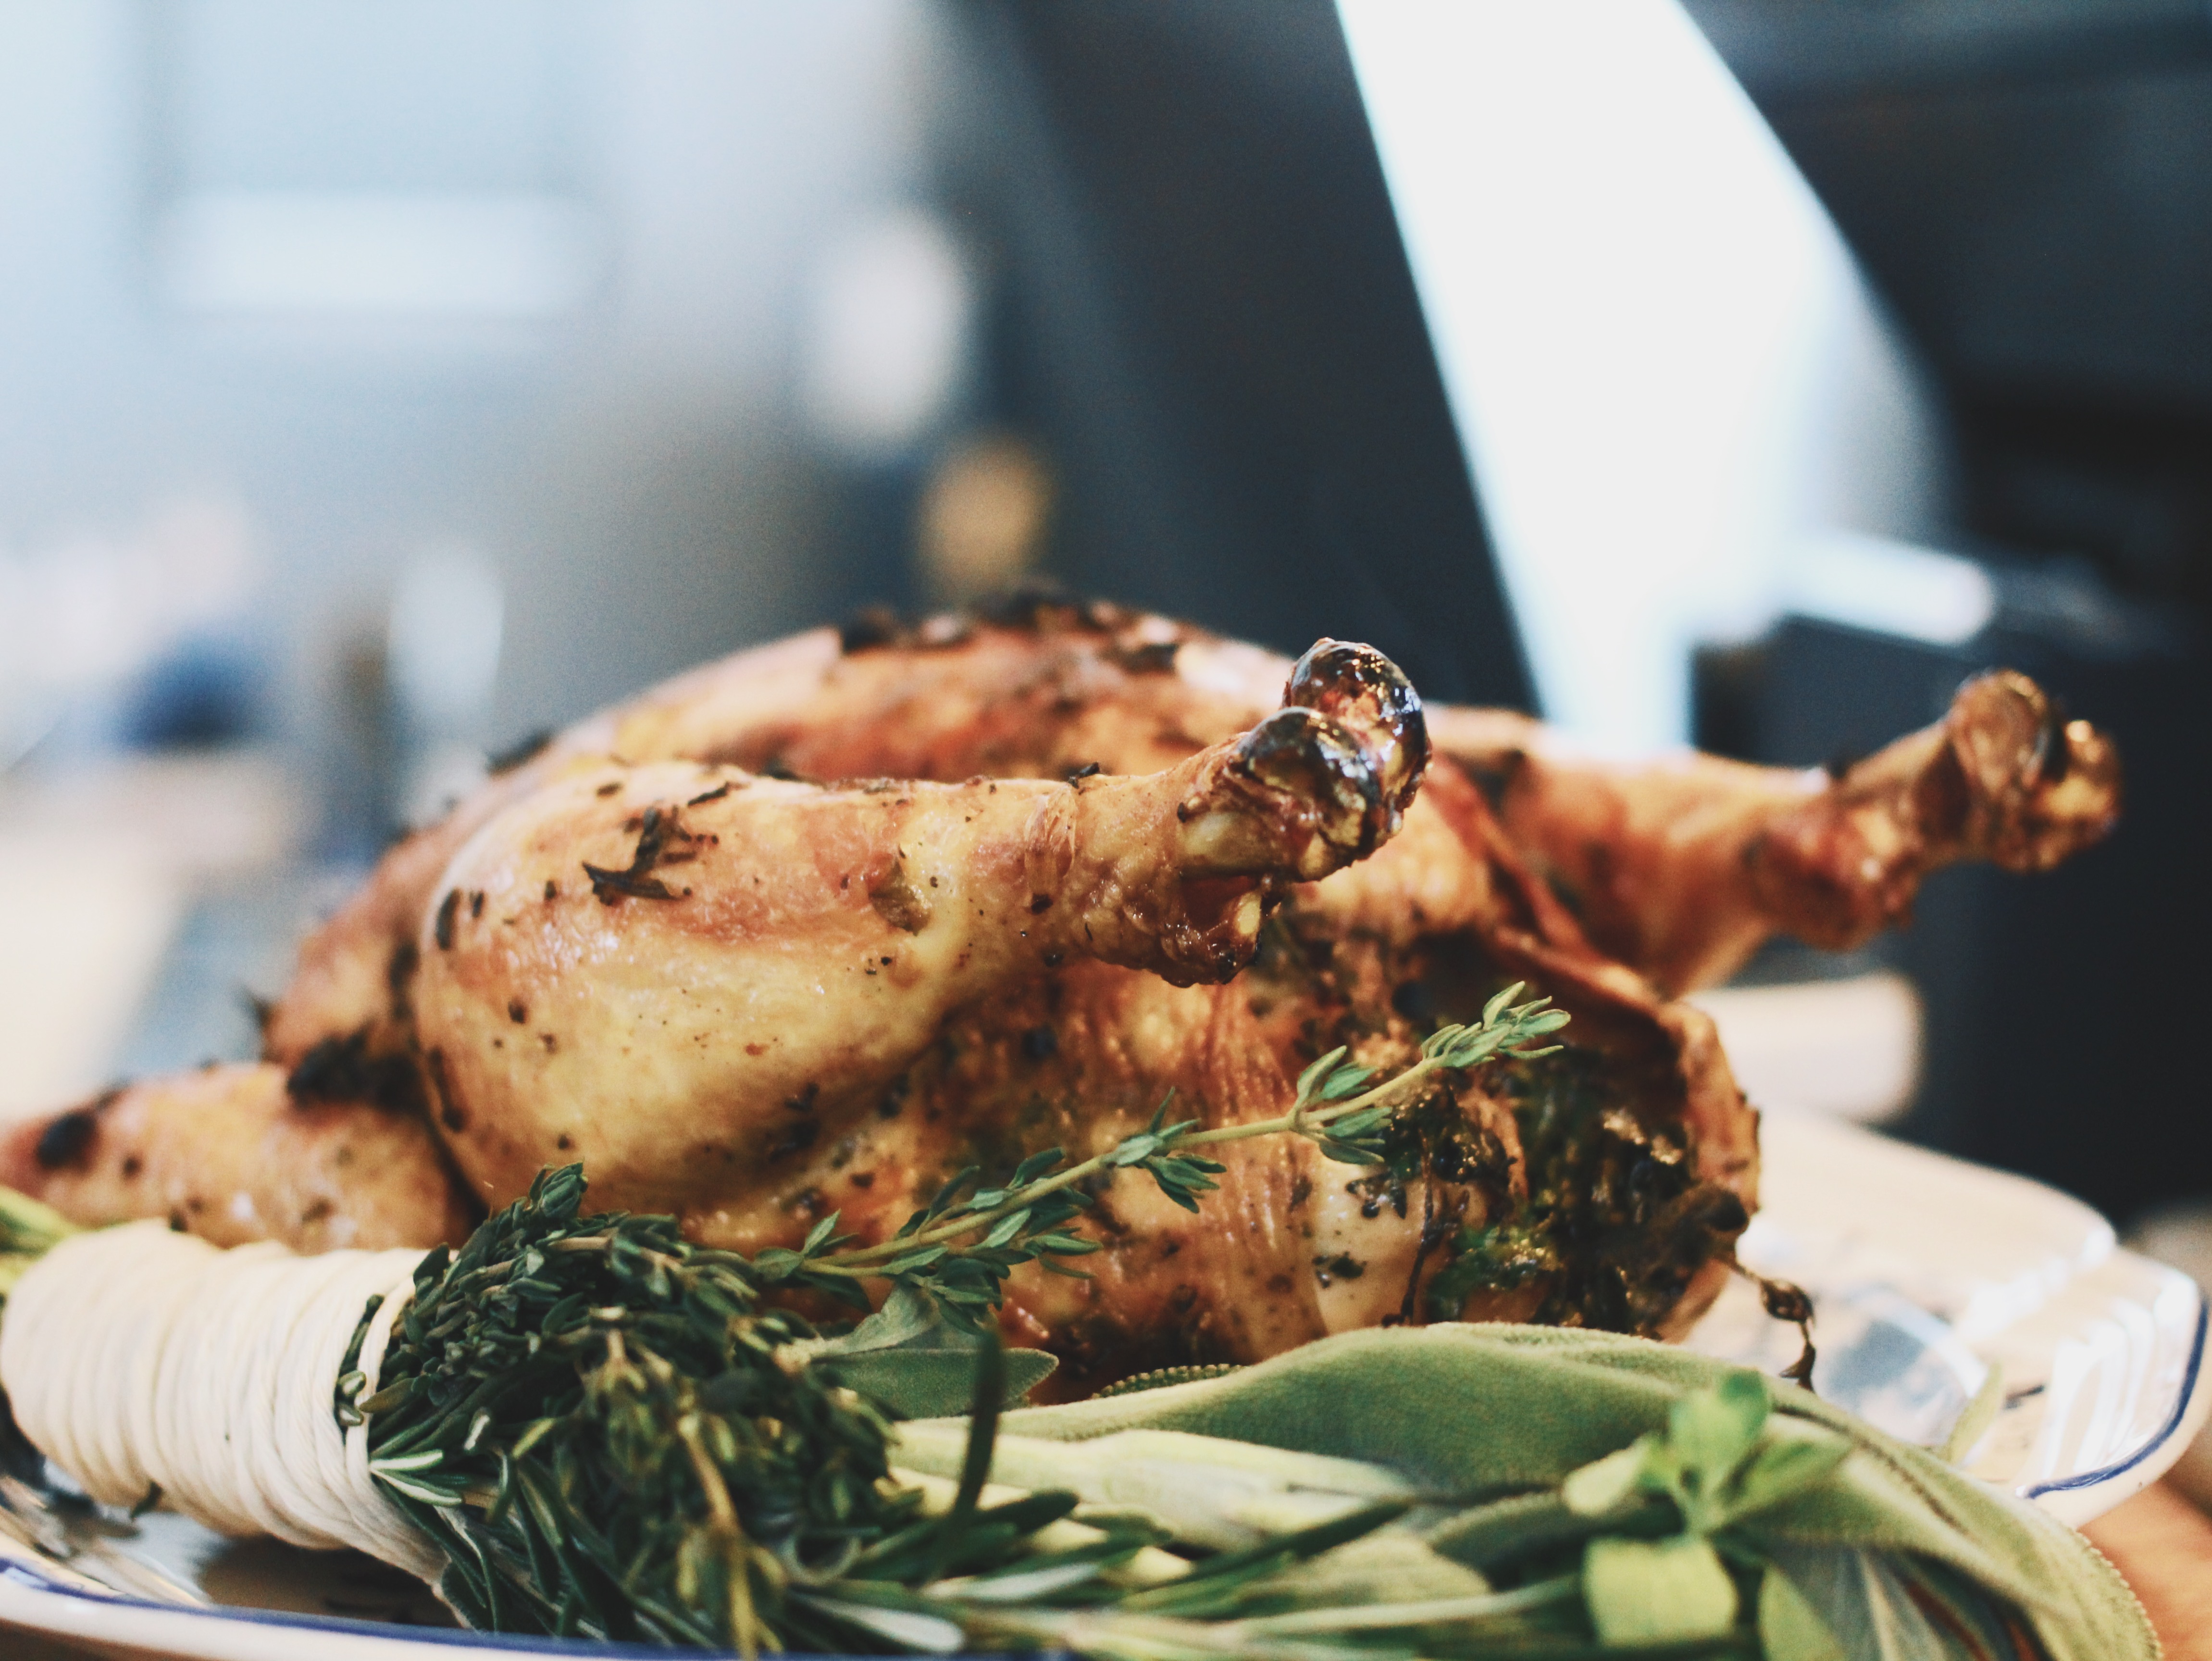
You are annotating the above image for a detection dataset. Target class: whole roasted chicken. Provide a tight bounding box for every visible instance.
[3,597,2118,1395]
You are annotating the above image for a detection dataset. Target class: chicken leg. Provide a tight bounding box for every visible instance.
[1426,669,2120,994]
[3,641,1429,1261]
[415,644,1427,1225]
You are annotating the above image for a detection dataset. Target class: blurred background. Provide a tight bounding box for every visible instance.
[0,0,2206,1264]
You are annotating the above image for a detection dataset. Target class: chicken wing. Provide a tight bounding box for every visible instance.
[0,1064,471,1250]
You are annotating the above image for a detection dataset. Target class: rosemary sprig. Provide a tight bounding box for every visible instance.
[753,984,1569,1327]
[356,1170,1194,1653]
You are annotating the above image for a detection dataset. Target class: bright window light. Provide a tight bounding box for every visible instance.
[1339,0,1949,751]
[1789,532,1996,646]
[797,209,974,461]
[157,191,605,320]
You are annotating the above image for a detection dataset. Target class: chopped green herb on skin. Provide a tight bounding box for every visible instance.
[1426,1044,1752,1335]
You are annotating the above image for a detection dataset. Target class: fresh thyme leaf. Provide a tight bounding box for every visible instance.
[1316,1064,1377,1102]
[1295,1046,1350,1104]
[801,1210,845,1255]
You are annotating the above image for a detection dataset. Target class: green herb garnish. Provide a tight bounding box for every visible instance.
[350,988,1573,1651]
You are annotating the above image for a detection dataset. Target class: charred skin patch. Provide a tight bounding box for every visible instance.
[34,1109,99,1170]
[1284,637,1429,813]
[584,804,706,904]
[867,858,932,933]
[286,1029,428,1117]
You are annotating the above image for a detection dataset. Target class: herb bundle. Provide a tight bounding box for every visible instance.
[345,989,1576,1649]
[0,977,2090,1659]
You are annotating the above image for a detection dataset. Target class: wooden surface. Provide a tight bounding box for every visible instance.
[2085,1479,2212,1660]
[4,1478,2210,1658]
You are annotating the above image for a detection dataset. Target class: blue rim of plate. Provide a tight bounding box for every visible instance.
[2020,1286,2208,1499]
[1,1560,740,1657]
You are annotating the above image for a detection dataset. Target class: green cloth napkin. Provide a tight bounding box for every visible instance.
[989,1324,2156,1661]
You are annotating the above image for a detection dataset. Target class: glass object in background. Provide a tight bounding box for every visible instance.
[914,434,1052,606]
[797,208,976,463]
[795,202,989,618]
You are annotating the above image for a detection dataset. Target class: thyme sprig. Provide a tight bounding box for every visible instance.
[758,985,1570,1328]
[354,1166,994,1650]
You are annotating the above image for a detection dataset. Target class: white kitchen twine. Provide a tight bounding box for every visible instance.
[0,1221,446,1583]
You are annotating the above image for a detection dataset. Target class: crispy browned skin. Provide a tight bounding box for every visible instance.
[1,601,2118,1385]
[1426,673,2121,996]
[0,1065,472,1250]
[416,663,1424,1224]
[261,605,2116,1064]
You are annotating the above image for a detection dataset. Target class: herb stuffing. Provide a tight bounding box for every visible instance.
[1426,1046,1749,1335]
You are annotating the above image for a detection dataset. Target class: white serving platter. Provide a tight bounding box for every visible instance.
[1,1112,2204,1659]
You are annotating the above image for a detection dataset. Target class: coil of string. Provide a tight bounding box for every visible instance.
[0,1220,442,1581]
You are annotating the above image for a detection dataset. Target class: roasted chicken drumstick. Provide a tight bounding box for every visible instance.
[1,602,2119,1395]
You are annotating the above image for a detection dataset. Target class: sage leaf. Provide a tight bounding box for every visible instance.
[1670,1373,1768,1492]
[826,1348,1058,1417]
[1560,1441,1651,1518]
[805,1283,940,1357]
[1582,1535,1739,1646]
[1759,1564,1847,1661]
[1727,1432,1853,1522]
[1939,1363,2005,1466]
